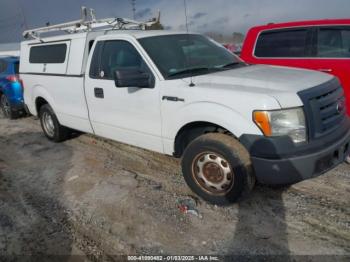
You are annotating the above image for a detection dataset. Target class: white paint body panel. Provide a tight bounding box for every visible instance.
[22,74,92,133]
[20,30,335,155]
[66,37,86,75]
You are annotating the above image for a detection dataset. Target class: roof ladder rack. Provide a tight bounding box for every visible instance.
[23,6,161,40]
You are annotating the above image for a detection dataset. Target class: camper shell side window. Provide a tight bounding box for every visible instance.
[29,44,67,64]
[25,40,71,75]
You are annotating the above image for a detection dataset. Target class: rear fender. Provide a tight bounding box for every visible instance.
[31,85,57,117]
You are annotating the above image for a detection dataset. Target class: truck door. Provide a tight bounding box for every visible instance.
[84,39,163,153]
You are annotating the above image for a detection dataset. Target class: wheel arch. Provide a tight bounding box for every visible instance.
[174,121,235,157]
[30,85,56,116]
[35,96,49,116]
[167,101,261,156]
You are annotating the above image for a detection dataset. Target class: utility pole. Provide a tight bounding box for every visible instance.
[130,0,136,20]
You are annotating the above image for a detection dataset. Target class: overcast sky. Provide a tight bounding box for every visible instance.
[0,0,349,43]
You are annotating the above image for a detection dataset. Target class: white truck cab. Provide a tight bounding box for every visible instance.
[20,9,350,205]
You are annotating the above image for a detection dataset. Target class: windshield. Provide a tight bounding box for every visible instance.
[138,34,244,79]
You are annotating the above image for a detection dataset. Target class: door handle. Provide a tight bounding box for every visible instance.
[94,88,104,98]
[162,96,185,102]
[318,69,333,73]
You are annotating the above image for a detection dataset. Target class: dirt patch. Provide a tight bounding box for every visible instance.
[0,116,349,260]
[0,131,74,257]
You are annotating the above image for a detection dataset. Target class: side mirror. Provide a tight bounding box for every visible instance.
[114,69,153,88]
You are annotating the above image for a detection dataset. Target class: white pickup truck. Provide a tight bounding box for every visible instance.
[20,16,350,205]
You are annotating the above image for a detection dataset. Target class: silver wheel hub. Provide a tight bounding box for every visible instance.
[192,152,234,195]
[42,112,55,137]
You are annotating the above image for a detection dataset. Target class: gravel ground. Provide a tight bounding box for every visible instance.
[0,116,349,261]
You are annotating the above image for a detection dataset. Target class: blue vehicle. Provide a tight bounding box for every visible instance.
[0,56,24,119]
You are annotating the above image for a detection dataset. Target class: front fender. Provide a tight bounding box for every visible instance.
[164,101,262,140]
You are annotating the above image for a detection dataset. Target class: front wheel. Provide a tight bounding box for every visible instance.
[39,104,69,142]
[181,133,255,205]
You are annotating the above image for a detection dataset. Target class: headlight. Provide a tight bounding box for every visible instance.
[253,107,307,143]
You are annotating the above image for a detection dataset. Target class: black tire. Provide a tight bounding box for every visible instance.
[0,94,17,119]
[39,104,69,142]
[181,133,255,205]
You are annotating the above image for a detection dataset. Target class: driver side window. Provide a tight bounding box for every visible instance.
[90,40,151,80]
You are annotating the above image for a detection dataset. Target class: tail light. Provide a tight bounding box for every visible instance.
[6,75,19,82]
[6,75,24,91]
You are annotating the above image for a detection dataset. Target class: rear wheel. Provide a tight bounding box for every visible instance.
[181,133,255,205]
[39,104,69,142]
[0,94,17,119]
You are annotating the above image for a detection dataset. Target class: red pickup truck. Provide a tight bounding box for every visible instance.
[240,19,350,116]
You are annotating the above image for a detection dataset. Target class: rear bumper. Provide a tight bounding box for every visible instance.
[8,99,24,112]
[240,118,350,185]
[4,95,24,112]
[11,102,24,111]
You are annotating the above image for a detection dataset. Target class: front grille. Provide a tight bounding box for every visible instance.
[298,78,346,140]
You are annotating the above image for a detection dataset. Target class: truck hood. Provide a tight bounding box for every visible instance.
[192,64,334,108]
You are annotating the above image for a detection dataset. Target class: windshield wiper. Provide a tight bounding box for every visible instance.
[168,67,211,78]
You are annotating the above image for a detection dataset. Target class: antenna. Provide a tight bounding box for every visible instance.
[15,0,28,30]
[183,0,195,87]
[131,0,136,20]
